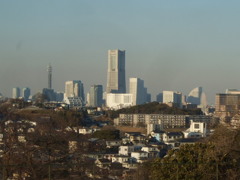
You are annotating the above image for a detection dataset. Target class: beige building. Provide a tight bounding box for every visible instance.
[106,50,126,94]
[215,93,240,122]
[114,113,211,129]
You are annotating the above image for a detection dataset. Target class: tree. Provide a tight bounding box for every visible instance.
[137,125,240,180]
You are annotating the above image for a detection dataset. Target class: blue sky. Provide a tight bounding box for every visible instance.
[1,0,240,104]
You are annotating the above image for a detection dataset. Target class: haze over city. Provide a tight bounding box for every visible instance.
[1,1,240,104]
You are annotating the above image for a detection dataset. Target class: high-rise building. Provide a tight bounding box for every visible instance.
[187,87,203,105]
[215,93,240,121]
[12,87,20,99]
[55,91,64,102]
[47,64,52,89]
[22,87,31,101]
[106,50,126,93]
[156,93,163,103]
[163,91,182,108]
[89,85,103,107]
[187,87,207,113]
[129,78,146,105]
[42,88,56,101]
[65,80,84,101]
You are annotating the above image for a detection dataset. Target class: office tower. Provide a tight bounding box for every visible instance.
[55,91,64,102]
[65,80,84,101]
[156,93,163,103]
[89,85,103,107]
[42,88,56,101]
[22,87,31,101]
[129,78,146,105]
[12,87,20,99]
[146,92,151,103]
[163,91,182,107]
[47,64,52,89]
[106,50,126,93]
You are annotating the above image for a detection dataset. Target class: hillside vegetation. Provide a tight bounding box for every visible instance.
[107,102,203,119]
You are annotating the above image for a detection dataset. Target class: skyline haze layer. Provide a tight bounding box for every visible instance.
[1,1,240,104]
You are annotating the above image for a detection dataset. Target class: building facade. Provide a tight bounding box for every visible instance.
[65,80,84,101]
[89,85,103,107]
[106,50,126,94]
[163,91,182,108]
[129,78,147,105]
[22,87,31,101]
[12,87,20,99]
[106,93,133,109]
[215,93,240,121]
[114,113,212,129]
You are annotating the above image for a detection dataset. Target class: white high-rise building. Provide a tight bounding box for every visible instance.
[106,50,126,93]
[129,78,146,105]
[12,87,20,99]
[64,80,84,101]
[163,91,182,107]
[65,81,84,98]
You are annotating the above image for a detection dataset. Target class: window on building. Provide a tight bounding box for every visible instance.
[194,124,200,129]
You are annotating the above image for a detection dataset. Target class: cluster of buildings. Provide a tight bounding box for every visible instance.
[7,50,209,112]
[12,87,31,101]
[74,119,208,179]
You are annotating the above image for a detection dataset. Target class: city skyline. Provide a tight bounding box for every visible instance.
[1,1,240,104]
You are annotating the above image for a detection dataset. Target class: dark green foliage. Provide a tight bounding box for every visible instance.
[138,126,240,180]
[107,102,203,119]
[92,129,120,140]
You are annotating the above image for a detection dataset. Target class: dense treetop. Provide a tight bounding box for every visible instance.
[107,102,203,119]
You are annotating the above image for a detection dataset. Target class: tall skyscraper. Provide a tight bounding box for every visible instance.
[12,87,20,99]
[106,50,126,93]
[129,78,146,105]
[47,64,52,89]
[65,80,84,101]
[89,85,103,107]
[22,87,31,101]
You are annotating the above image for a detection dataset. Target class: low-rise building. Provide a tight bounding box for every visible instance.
[115,113,211,129]
[131,151,148,162]
[119,146,135,156]
[163,132,184,143]
[183,120,207,138]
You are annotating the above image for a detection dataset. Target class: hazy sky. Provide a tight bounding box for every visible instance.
[1,0,240,104]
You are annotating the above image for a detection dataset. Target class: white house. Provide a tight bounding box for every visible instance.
[131,151,149,162]
[183,120,207,138]
[163,132,183,142]
[119,145,135,156]
[112,155,130,164]
[141,146,159,153]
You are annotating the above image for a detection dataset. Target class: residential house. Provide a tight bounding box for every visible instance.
[183,120,207,138]
[119,146,135,156]
[163,132,184,143]
[131,151,149,163]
